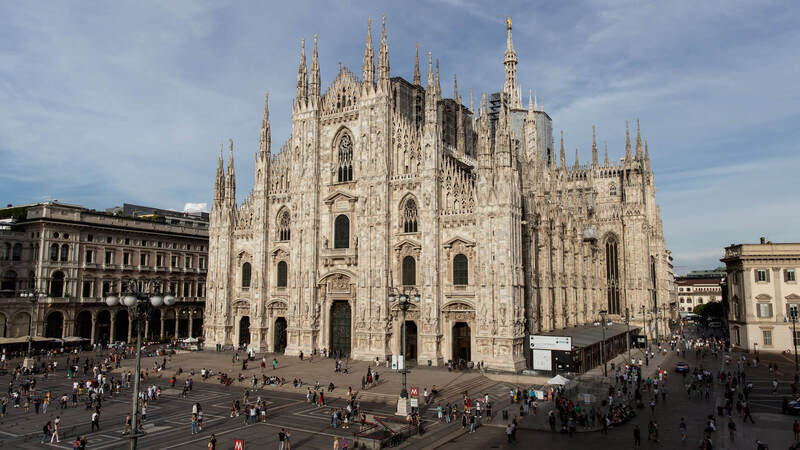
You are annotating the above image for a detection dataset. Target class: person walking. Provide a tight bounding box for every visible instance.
[680,417,687,441]
[41,421,52,444]
[333,436,340,450]
[207,433,216,450]
[743,402,756,424]
[51,416,61,443]
[633,424,641,448]
[90,411,100,432]
[278,429,287,450]
[191,413,198,435]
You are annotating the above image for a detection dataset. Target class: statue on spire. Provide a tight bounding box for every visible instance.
[503,17,521,108]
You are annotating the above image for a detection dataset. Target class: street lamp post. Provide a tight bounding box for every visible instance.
[389,286,420,415]
[790,309,799,372]
[20,282,46,370]
[106,280,175,450]
[599,309,608,377]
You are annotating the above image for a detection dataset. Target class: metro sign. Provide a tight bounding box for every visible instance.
[234,440,244,450]
[409,387,418,397]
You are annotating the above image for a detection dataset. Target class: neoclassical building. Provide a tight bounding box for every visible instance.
[204,18,670,371]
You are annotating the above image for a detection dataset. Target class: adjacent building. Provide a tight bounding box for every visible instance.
[0,201,208,344]
[676,268,725,314]
[722,239,800,353]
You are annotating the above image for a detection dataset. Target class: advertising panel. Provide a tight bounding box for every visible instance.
[532,349,552,371]
[529,335,572,351]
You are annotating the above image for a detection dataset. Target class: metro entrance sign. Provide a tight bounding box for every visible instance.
[234,440,244,450]
[529,335,572,351]
[409,386,418,397]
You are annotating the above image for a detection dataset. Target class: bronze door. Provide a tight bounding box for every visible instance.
[330,301,351,357]
[452,322,471,362]
[274,317,287,353]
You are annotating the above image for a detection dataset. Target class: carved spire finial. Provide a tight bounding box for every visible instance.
[604,141,609,165]
[635,118,643,158]
[362,18,374,88]
[591,125,598,166]
[413,41,420,86]
[625,120,632,159]
[453,73,458,102]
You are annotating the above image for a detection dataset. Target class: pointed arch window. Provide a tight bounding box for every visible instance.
[605,236,621,315]
[403,199,418,233]
[241,262,251,288]
[277,261,288,288]
[610,183,617,196]
[453,254,468,286]
[278,210,291,241]
[334,215,350,249]
[337,134,353,182]
[402,256,416,286]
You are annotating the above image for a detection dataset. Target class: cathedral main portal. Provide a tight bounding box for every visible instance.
[329,300,351,357]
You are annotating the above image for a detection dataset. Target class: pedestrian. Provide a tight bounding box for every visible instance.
[333,436,340,450]
[506,423,513,442]
[773,378,779,393]
[633,424,641,448]
[208,433,216,450]
[41,421,52,444]
[51,416,61,443]
[680,417,687,441]
[91,411,100,432]
[191,414,198,435]
[469,414,475,433]
[279,429,287,450]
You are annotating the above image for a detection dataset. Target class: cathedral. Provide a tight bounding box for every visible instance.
[204,17,670,371]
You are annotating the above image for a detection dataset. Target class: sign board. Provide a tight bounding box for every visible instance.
[398,355,405,370]
[529,335,572,351]
[410,386,418,397]
[234,440,244,450]
[410,398,419,408]
[534,390,545,400]
[633,335,647,348]
[391,355,398,370]
[532,349,552,371]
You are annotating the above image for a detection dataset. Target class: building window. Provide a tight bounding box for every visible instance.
[241,262,251,288]
[105,251,113,265]
[185,256,193,269]
[453,254,468,285]
[140,253,149,266]
[199,257,205,269]
[171,255,178,268]
[403,199,418,233]
[402,256,416,286]
[50,271,65,297]
[156,254,164,267]
[50,243,59,262]
[0,243,9,261]
[184,282,191,297]
[609,183,617,196]
[794,330,800,347]
[278,210,291,241]
[11,243,22,261]
[277,261,288,288]
[762,329,773,346]
[87,234,93,242]
[605,236,621,315]
[334,215,350,249]
[786,269,796,282]
[169,282,176,295]
[337,133,354,182]
[85,250,93,264]
[757,303,773,318]
[756,269,769,282]
[102,281,111,297]
[82,280,92,297]
[197,282,205,297]
[123,252,131,265]
[679,298,684,303]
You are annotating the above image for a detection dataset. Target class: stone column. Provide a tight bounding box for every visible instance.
[127,316,133,342]
[109,315,116,343]
[173,308,179,340]
[144,320,149,342]
[188,312,194,338]
[160,312,166,340]
[90,313,96,344]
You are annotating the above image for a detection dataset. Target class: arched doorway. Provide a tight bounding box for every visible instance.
[115,309,129,342]
[149,310,162,340]
[274,317,287,353]
[50,271,65,297]
[452,322,471,362]
[403,320,418,361]
[10,311,31,338]
[329,301,351,357]
[75,311,92,340]
[96,310,111,343]
[239,316,250,346]
[45,311,64,338]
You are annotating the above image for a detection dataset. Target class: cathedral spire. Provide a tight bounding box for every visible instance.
[296,38,308,106]
[635,118,643,159]
[604,141,609,165]
[574,147,579,169]
[534,90,538,111]
[453,73,458,102]
[260,92,271,155]
[591,125,598,167]
[644,137,650,170]
[225,139,236,204]
[625,120,632,160]
[377,15,390,89]
[413,41,420,86]
[425,52,438,123]
[435,58,441,98]
[559,130,566,168]
[503,17,521,108]
[362,19,374,90]
[214,142,225,203]
[426,51,434,90]
[309,35,321,101]
[470,88,474,113]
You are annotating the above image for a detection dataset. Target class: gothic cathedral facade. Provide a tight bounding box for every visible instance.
[204,18,669,371]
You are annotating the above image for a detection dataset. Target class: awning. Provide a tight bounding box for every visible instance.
[0,336,60,345]
[547,374,571,385]
[536,323,640,349]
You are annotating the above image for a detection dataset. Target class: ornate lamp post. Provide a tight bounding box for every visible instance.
[389,286,419,415]
[19,281,46,369]
[106,280,175,450]
[599,309,608,377]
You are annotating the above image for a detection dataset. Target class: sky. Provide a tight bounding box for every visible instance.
[1,0,798,274]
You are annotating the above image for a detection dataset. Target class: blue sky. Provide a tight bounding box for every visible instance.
[1,1,798,273]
